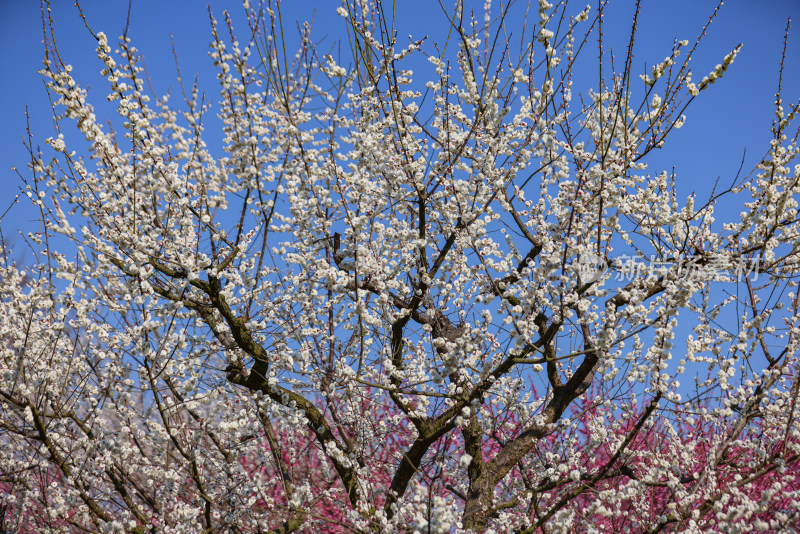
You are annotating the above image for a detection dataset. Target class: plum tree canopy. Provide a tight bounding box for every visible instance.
[1,1,799,532]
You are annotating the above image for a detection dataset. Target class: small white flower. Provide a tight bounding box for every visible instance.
[47,135,66,152]
[651,94,662,109]
[574,5,590,22]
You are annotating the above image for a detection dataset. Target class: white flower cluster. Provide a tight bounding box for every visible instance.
[641,40,689,86]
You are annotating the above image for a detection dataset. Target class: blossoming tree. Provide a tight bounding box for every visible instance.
[2,0,799,532]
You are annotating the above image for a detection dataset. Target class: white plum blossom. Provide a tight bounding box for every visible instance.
[1,1,799,533]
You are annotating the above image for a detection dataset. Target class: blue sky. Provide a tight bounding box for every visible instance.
[1,0,799,239]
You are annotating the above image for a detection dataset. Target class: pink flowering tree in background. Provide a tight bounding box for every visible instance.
[2,0,800,531]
